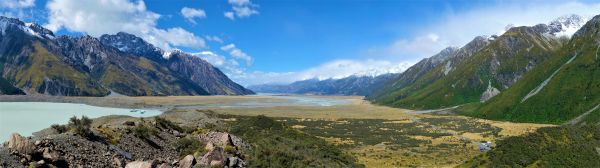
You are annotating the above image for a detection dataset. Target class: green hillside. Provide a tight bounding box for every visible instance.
[12,42,109,96]
[459,16,600,124]
[460,125,600,168]
[374,26,564,110]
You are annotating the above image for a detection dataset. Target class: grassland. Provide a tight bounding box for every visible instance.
[1,95,555,167]
[171,96,554,167]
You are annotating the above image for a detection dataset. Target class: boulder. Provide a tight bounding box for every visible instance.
[199,132,232,147]
[226,156,246,168]
[178,155,196,168]
[210,160,223,167]
[125,161,153,168]
[157,163,169,168]
[199,147,225,166]
[205,142,215,151]
[7,133,35,155]
[42,147,61,162]
[113,157,123,168]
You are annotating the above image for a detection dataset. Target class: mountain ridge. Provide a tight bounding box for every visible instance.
[0,16,253,96]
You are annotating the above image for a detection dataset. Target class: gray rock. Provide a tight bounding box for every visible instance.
[199,147,224,167]
[178,155,196,168]
[113,157,123,168]
[42,147,61,162]
[125,161,153,168]
[7,133,35,155]
[157,163,169,168]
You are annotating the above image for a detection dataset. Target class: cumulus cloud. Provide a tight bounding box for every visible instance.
[220,43,253,66]
[231,59,414,86]
[193,51,245,77]
[205,35,224,43]
[44,0,205,50]
[0,0,36,20]
[181,7,206,24]
[1,0,34,8]
[224,12,235,20]
[224,0,258,20]
[365,1,600,62]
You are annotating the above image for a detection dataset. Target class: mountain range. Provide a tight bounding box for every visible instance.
[370,14,599,124]
[369,15,586,109]
[0,16,253,96]
[248,73,396,96]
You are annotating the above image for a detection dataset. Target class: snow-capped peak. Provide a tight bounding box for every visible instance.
[162,49,183,59]
[547,14,590,37]
[0,16,53,39]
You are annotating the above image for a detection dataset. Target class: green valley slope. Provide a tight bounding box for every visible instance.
[459,15,600,124]
[371,24,565,110]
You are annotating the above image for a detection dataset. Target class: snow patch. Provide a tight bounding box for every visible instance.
[0,19,42,38]
[162,49,183,59]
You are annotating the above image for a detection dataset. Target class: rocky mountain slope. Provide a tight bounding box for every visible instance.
[367,37,491,103]
[100,33,254,95]
[0,16,253,96]
[459,14,600,124]
[248,73,396,96]
[369,15,584,110]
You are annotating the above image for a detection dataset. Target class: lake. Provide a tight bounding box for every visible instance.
[0,102,162,141]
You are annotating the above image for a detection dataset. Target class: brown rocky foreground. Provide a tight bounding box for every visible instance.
[0,110,248,168]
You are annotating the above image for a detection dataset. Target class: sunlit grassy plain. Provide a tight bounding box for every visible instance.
[0,95,554,167]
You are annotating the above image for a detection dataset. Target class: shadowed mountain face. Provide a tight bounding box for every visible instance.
[0,16,253,96]
[368,15,585,110]
[248,73,396,96]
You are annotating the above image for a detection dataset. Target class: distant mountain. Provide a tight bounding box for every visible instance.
[248,73,396,96]
[0,16,253,96]
[369,14,587,110]
[459,14,600,124]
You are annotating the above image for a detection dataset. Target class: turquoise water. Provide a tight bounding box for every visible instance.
[0,102,161,141]
[0,96,351,142]
[178,94,352,108]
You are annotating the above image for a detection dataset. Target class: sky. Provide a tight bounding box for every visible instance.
[2,0,600,86]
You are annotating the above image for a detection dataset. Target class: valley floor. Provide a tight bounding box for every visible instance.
[0,95,555,167]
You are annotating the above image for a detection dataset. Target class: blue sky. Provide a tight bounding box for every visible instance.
[2,0,600,85]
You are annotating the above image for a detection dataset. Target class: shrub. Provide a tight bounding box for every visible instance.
[173,137,206,157]
[224,145,236,153]
[129,124,156,140]
[67,116,93,138]
[51,124,68,133]
[155,117,183,132]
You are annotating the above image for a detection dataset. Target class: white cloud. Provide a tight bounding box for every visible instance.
[0,0,36,20]
[193,51,246,77]
[181,7,206,24]
[364,1,600,63]
[364,33,448,61]
[231,59,414,86]
[224,0,258,20]
[224,12,235,20]
[45,0,206,50]
[205,35,224,43]
[1,0,34,8]
[220,43,253,66]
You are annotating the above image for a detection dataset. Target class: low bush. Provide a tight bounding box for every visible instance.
[173,137,206,157]
[68,116,93,137]
[228,115,363,167]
